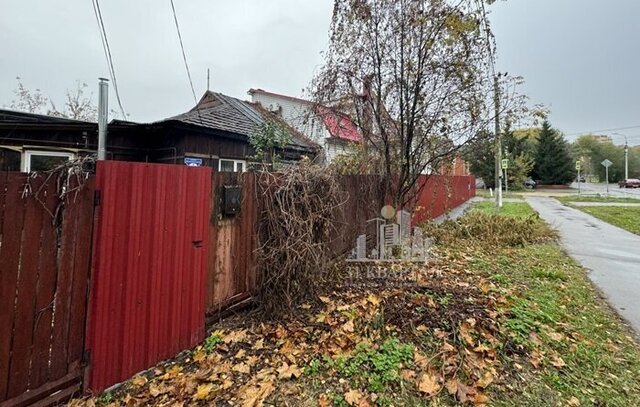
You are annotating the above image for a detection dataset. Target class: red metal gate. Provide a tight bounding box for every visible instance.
[84,161,211,393]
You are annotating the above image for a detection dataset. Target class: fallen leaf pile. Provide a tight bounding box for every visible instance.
[69,249,583,407]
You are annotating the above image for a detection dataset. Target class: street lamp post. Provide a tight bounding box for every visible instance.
[613,133,630,180]
[624,142,629,180]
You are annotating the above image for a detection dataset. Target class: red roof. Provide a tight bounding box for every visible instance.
[316,106,362,142]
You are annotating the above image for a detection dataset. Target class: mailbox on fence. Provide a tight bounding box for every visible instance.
[222,185,241,216]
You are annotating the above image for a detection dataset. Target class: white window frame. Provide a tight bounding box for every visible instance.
[218,158,246,173]
[22,150,74,172]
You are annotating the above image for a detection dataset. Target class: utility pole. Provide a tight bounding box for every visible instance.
[625,141,629,180]
[494,75,503,209]
[97,78,109,161]
[504,147,509,193]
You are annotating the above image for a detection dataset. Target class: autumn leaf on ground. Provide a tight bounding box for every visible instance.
[441,341,456,353]
[223,329,248,343]
[252,339,265,350]
[475,371,494,388]
[401,369,416,381]
[131,375,147,387]
[232,362,251,374]
[551,355,566,368]
[192,349,206,363]
[417,373,441,396]
[472,392,490,405]
[529,332,543,346]
[547,331,565,341]
[568,396,581,406]
[342,319,355,333]
[238,380,276,407]
[529,351,543,368]
[459,322,475,345]
[318,393,331,407]
[414,350,429,369]
[148,383,172,397]
[277,362,302,380]
[344,389,366,406]
[454,381,475,403]
[194,383,215,400]
[445,378,458,395]
[367,293,381,305]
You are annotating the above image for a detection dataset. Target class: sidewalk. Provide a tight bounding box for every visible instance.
[527,197,640,334]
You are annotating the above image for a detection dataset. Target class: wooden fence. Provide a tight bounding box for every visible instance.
[206,172,258,314]
[0,172,95,407]
[0,165,475,404]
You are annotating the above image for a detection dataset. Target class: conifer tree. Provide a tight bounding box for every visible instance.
[533,121,575,184]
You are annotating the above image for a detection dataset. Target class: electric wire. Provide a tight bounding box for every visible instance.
[170,0,198,105]
[91,0,127,119]
[565,124,640,137]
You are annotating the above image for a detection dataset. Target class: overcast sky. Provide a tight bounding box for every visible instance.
[2,0,640,145]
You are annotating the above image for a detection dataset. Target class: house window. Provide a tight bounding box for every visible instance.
[23,150,74,172]
[218,159,245,173]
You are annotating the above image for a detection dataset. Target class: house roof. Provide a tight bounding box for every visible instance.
[0,109,96,125]
[247,88,313,106]
[316,107,362,143]
[248,88,363,143]
[163,91,317,151]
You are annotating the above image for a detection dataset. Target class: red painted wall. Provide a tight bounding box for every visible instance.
[412,175,476,226]
[85,161,211,393]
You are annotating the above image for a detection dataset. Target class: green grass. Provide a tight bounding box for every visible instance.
[483,243,640,406]
[471,201,536,218]
[576,206,640,235]
[464,204,640,405]
[556,194,640,204]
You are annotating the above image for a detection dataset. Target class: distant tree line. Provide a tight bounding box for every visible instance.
[466,119,640,188]
[466,120,574,189]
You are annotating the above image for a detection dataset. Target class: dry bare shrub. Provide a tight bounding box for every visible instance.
[425,212,557,248]
[255,162,346,318]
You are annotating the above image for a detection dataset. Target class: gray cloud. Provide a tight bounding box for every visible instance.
[2,1,639,144]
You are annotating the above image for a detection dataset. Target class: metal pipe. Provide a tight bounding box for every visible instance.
[98,78,109,160]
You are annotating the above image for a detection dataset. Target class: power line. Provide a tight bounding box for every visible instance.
[170,0,198,104]
[566,124,640,136]
[92,0,127,119]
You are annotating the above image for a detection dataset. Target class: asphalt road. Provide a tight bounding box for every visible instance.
[527,197,640,334]
[572,181,640,198]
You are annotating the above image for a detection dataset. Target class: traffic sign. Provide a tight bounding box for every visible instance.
[601,159,612,168]
[501,159,508,170]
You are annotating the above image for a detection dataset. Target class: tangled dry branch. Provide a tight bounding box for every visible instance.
[255,163,346,318]
[21,155,95,225]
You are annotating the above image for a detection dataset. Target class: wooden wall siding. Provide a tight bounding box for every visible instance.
[183,132,253,161]
[0,172,95,407]
[85,162,211,393]
[206,172,257,313]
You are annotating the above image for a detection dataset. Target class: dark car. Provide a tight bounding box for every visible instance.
[576,175,586,182]
[524,179,537,189]
[619,178,640,188]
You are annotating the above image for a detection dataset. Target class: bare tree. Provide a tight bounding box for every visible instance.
[312,0,501,207]
[8,77,98,122]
